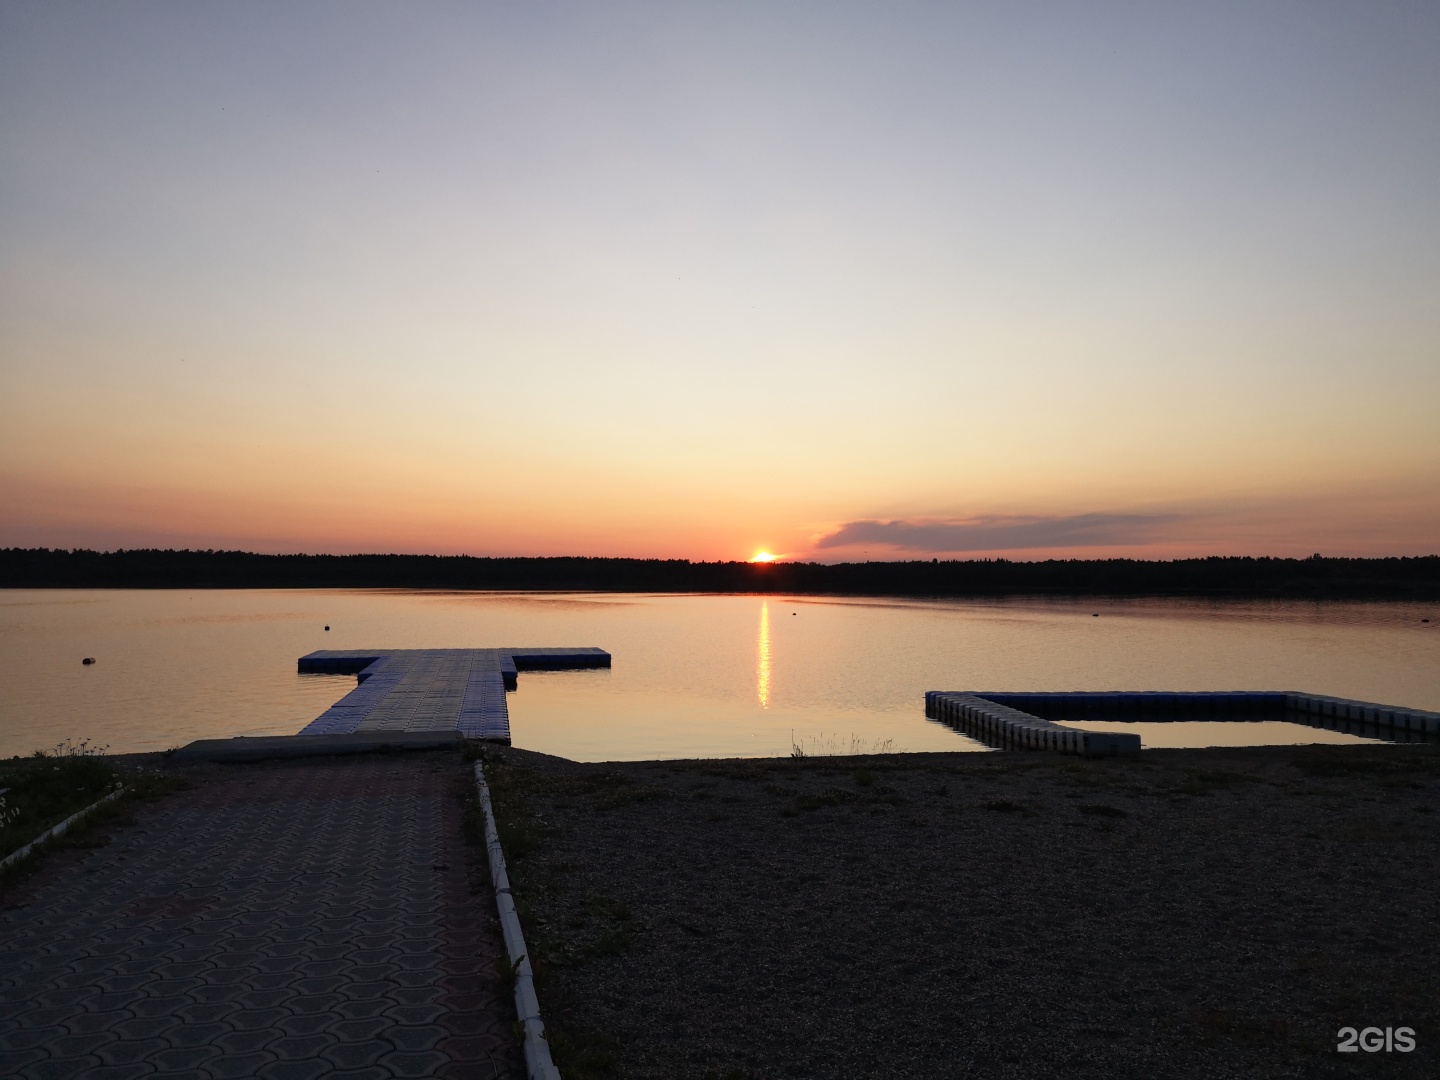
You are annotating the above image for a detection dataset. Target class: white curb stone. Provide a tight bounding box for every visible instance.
[474,761,563,1080]
[0,786,126,871]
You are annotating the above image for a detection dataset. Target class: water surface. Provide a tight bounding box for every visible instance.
[0,589,1435,760]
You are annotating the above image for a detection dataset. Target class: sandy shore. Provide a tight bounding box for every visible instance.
[485,743,1440,1080]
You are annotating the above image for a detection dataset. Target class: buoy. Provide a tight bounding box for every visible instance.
[324,626,330,631]
[82,657,96,665]
[1092,613,1099,617]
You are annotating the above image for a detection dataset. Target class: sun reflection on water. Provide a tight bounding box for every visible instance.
[757,599,771,708]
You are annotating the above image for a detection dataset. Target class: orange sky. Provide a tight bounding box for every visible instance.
[2,4,1437,562]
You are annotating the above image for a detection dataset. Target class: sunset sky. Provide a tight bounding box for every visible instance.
[2,2,1437,562]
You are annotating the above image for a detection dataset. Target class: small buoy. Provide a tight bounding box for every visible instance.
[82,657,96,665]
[324,626,330,631]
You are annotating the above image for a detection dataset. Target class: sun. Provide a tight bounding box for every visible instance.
[750,551,776,563]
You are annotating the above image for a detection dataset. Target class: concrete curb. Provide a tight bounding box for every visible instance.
[172,732,463,763]
[0,786,126,871]
[474,761,562,1080]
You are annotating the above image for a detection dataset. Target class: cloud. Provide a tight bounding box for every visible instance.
[814,513,1185,554]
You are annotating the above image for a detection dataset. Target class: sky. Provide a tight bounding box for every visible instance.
[2,1,1437,563]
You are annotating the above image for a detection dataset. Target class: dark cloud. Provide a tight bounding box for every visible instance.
[815,513,1184,553]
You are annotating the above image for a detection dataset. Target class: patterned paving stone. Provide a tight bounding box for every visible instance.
[0,755,522,1079]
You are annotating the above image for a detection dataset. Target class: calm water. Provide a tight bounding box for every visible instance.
[0,589,1436,761]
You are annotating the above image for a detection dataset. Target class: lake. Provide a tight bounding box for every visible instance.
[1,589,1436,760]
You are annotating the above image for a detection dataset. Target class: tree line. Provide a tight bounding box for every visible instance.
[2,548,1438,598]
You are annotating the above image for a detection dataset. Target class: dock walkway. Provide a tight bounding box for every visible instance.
[298,647,610,742]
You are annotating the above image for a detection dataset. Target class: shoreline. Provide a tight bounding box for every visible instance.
[5,550,1439,600]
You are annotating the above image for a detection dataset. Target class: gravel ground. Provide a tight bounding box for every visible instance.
[484,743,1440,1080]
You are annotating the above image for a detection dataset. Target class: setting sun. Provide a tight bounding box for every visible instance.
[750,551,776,563]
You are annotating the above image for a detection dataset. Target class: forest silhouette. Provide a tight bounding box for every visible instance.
[3,549,1437,599]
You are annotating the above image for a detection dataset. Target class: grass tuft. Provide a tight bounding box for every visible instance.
[1,740,122,860]
[548,1025,622,1078]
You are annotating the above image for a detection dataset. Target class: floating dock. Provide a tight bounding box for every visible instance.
[925,690,1440,755]
[297,647,610,743]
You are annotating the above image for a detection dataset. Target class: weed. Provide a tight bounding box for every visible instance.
[498,816,552,859]
[495,950,521,993]
[1,741,123,860]
[485,768,553,860]
[548,1025,621,1078]
[1291,748,1440,779]
[793,788,856,813]
[1340,819,1418,844]
[582,772,635,792]
[460,739,494,764]
[1186,769,1259,787]
[792,732,903,757]
[1078,803,1128,818]
[595,785,670,811]
[588,926,631,956]
[1169,769,1261,797]
[983,799,1024,813]
[0,792,19,831]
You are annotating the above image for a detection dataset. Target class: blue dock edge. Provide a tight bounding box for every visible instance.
[298,647,611,690]
[925,690,1440,755]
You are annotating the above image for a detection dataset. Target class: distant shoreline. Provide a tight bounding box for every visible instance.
[3,548,1438,600]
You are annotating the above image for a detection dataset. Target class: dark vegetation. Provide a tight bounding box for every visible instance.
[4,547,1439,598]
[0,742,189,884]
[0,740,120,860]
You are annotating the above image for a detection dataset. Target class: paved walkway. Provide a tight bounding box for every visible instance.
[0,753,520,1080]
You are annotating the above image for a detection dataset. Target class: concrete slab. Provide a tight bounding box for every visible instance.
[172,731,462,762]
